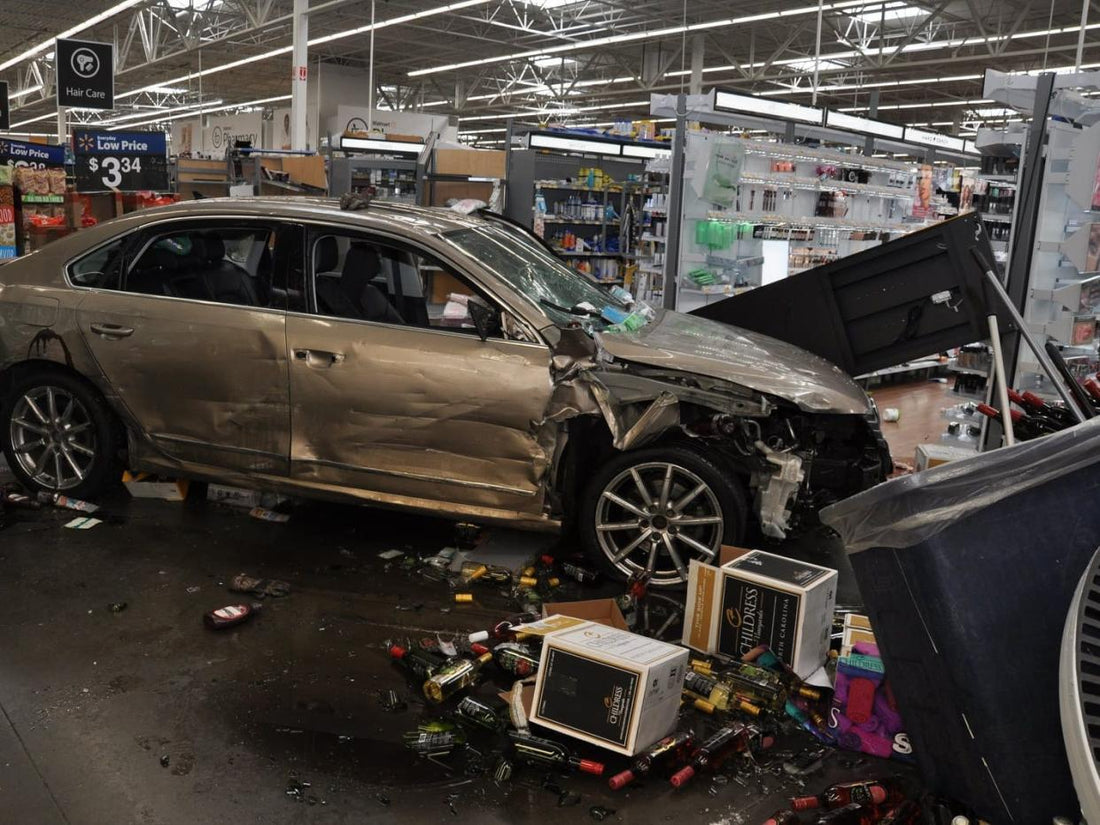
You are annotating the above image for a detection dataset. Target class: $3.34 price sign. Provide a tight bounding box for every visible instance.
[85,155,144,188]
[73,129,168,192]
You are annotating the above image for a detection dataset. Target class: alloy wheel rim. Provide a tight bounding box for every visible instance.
[9,386,97,491]
[594,461,724,586]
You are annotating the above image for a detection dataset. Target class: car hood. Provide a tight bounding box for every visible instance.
[597,309,872,415]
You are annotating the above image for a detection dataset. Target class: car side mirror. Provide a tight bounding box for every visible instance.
[467,297,501,342]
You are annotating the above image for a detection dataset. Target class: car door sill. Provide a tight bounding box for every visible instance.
[295,457,538,497]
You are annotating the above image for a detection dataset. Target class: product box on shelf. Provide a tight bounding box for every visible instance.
[682,546,836,678]
[526,617,687,756]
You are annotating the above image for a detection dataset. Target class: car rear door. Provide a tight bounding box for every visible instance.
[285,226,555,521]
[72,219,298,475]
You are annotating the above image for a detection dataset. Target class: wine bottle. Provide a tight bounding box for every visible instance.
[721,663,787,711]
[455,695,507,732]
[493,643,540,678]
[608,730,695,790]
[389,643,446,680]
[422,652,493,703]
[670,723,764,787]
[1009,389,1076,428]
[975,403,1055,440]
[791,778,905,812]
[508,731,604,775]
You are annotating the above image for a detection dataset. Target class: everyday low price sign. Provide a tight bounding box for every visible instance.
[0,138,66,169]
[73,130,169,192]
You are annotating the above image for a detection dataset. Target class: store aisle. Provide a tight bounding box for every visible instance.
[870,378,955,465]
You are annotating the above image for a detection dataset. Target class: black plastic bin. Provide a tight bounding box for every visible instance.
[820,418,1100,824]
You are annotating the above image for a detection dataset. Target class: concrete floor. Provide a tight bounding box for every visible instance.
[0,482,903,825]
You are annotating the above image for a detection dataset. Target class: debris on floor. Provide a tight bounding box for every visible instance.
[229,573,291,598]
[249,506,290,523]
[64,516,102,529]
[203,602,260,630]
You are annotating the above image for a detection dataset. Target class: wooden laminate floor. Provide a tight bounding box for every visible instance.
[868,377,958,465]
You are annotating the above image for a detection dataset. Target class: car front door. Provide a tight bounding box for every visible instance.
[72,219,297,475]
[285,228,555,521]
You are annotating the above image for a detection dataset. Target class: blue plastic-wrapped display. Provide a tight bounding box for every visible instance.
[821,418,1100,824]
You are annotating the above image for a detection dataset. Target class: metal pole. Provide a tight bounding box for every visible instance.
[987,314,1015,445]
[662,94,687,311]
[811,0,824,106]
[56,107,65,144]
[983,267,1088,422]
[291,0,309,151]
[1077,0,1090,71]
[367,0,376,132]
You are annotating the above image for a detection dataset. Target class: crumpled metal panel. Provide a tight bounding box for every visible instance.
[286,315,554,515]
[598,309,871,415]
[75,291,291,475]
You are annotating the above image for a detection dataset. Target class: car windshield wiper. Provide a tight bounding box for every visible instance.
[539,298,603,318]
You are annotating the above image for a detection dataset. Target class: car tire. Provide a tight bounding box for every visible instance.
[0,369,121,500]
[579,444,748,587]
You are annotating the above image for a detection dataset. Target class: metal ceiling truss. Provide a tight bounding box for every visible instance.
[0,0,1094,139]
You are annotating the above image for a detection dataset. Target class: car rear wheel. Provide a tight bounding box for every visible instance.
[579,445,747,587]
[1,371,120,499]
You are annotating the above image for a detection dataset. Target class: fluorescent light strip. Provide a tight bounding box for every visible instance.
[0,0,142,73]
[109,95,290,130]
[840,98,992,113]
[530,133,622,155]
[120,1,491,101]
[715,90,824,124]
[458,98,651,123]
[12,84,44,100]
[826,110,905,139]
[94,99,224,126]
[408,0,867,77]
[768,74,983,96]
[340,136,423,154]
[7,112,56,129]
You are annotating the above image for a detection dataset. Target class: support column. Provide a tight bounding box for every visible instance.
[56,107,66,144]
[690,35,704,95]
[291,0,309,150]
[863,90,879,156]
[662,95,687,310]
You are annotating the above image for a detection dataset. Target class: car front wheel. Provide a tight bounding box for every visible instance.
[1,370,120,499]
[579,445,747,587]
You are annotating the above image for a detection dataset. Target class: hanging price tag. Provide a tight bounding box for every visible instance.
[73,129,168,192]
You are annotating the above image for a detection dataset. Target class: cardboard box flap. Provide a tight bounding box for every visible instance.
[541,598,628,630]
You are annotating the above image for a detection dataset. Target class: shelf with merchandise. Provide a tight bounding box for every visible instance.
[737,173,916,200]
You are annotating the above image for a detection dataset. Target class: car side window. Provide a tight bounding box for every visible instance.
[123,225,279,308]
[308,232,501,336]
[69,238,125,290]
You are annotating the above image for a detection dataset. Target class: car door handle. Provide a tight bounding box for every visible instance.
[90,323,135,339]
[293,348,345,367]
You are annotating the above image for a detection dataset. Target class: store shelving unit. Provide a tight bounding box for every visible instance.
[508,129,670,289]
[982,75,1100,409]
[650,89,979,312]
[672,131,918,314]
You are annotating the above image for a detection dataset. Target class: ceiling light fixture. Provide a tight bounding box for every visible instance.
[6,112,57,130]
[109,94,290,130]
[408,0,868,77]
[0,0,143,73]
[11,85,44,99]
[95,99,224,126]
[120,0,490,100]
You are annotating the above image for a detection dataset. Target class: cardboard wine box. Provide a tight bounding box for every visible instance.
[529,619,688,756]
[682,547,836,678]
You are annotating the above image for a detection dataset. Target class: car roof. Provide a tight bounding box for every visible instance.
[119,196,487,236]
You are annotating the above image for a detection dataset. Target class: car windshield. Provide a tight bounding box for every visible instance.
[440,223,631,329]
